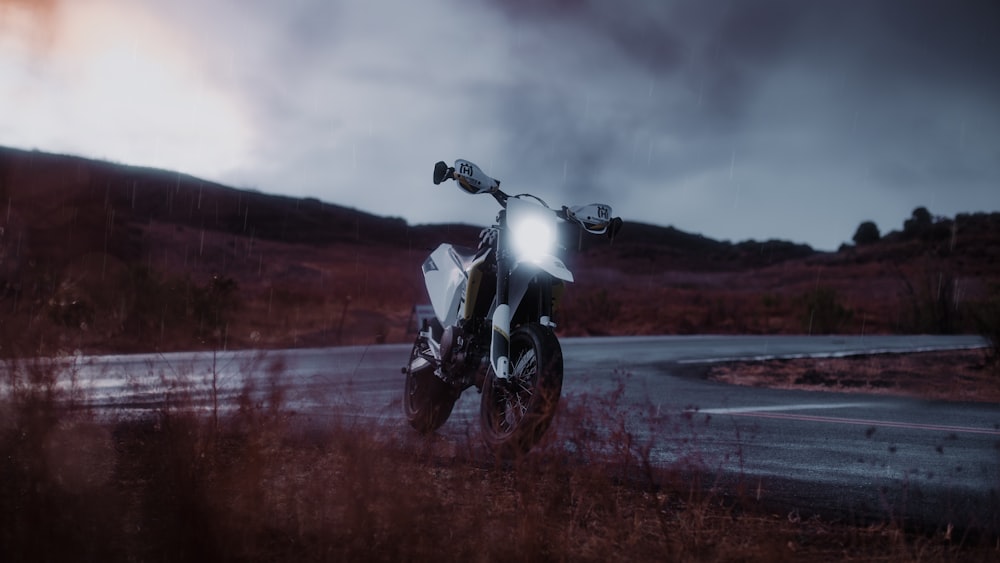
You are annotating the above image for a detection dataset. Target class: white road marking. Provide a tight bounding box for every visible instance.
[695,402,873,415]
[690,403,1000,436]
[677,344,986,365]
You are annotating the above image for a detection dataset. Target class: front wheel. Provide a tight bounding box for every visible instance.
[403,336,458,434]
[480,323,564,457]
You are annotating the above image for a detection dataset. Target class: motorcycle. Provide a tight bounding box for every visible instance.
[402,159,622,456]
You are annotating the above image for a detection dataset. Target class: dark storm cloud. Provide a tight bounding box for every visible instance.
[473,0,1000,247]
[489,0,805,119]
[489,0,1000,112]
[477,0,812,203]
[867,0,1000,81]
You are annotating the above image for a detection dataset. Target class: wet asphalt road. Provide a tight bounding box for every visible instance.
[75,334,997,532]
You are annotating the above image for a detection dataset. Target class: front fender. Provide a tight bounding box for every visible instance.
[514,255,574,283]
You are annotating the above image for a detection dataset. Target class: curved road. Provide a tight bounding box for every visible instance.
[74,334,997,532]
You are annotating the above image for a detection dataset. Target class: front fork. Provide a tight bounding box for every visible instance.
[490,237,555,381]
[491,243,512,380]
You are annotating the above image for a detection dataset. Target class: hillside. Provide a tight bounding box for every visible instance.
[1,146,998,354]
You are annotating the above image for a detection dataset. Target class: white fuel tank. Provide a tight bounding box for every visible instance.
[422,244,468,327]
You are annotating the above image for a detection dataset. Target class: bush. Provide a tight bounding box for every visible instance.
[852,221,881,245]
[972,284,1000,369]
[123,267,240,348]
[563,288,622,336]
[0,357,124,561]
[191,275,240,342]
[799,287,853,334]
[897,267,966,334]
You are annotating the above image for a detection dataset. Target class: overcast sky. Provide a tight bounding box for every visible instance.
[2,0,998,250]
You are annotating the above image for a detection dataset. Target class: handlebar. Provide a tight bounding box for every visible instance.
[433,159,623,240]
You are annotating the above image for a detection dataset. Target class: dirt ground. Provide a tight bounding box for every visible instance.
[706,348,1000,403]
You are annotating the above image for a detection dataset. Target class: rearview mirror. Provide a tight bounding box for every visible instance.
[433,161,452,185]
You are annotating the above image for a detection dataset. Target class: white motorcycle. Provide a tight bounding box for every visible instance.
[402,159,622,456]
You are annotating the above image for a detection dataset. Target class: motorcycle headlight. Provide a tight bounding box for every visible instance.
[511,214,556,262]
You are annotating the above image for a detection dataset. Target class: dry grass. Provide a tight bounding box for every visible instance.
[2,356,998,562]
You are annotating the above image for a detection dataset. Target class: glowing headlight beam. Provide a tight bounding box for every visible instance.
[511,215,555,262]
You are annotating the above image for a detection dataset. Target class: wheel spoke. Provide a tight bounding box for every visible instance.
[480,325,563,456]
[491,345,540,433]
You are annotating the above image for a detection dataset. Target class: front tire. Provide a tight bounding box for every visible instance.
[403,336,458,434]
[480,323,563,457]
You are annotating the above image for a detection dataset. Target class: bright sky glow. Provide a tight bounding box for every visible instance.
[0,0,251,178]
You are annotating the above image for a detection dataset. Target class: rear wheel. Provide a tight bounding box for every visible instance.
[403,336,458,433]
[480,323,563,457]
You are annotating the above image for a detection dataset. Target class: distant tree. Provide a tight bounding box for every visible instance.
[852,221,881,245]
[903,207,933,236]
